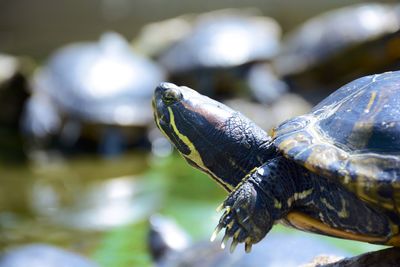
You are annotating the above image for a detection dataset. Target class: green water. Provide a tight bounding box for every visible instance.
[0,152,386,266]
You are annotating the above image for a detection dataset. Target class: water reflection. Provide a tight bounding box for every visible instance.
[0,153,166,252]
[31,174,163,230]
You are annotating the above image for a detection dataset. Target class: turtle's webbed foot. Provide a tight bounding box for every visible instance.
[211,181,272,253]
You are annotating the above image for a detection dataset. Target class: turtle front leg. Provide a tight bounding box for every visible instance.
[211,157,297,252]
[212,179,273,253]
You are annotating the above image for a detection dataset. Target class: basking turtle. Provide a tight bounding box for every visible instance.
[22,32,165,156]
[274,3,400,103]
[157,9,284,102]
[153,71,400,252]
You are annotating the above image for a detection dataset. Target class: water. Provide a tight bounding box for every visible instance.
[0,152,386,266]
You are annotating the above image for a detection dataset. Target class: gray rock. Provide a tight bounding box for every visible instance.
[322,247,400,267]
[0,244,99,267]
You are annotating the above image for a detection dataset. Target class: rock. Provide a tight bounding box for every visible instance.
[322,247,400,267]
[0,244,99,267]
[301,255,344,267]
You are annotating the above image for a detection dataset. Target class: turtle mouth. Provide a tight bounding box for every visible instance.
[152,95,164,128]
[152,96,168,135]
[153,83,177,129]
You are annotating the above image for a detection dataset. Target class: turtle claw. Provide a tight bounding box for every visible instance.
[210,207,233,242]
[245,241,252,253]
[221,233,230,249]
[210,224,223,242]
[230,239,238,253]
[212,180,272,252]
[233,228,242,239]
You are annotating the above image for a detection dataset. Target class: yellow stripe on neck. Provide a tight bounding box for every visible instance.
[167,107,233,191]
[168,107,205,168]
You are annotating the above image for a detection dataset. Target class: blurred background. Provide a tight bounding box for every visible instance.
[0,0,399,266]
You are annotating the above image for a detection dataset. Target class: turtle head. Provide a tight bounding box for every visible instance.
[153,82,274,191]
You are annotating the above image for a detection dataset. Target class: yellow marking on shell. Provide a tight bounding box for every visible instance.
[347,90,379,150]
[365,91,377,113]
[167,107,233,191]
[285,211,388,244]
[277,136,302,154]
[287,188,313,207]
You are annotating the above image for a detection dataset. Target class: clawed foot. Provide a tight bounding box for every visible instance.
[210,181,272,253]
[211,205,253,253]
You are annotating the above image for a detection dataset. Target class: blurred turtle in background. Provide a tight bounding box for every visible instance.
[148,215,348,267]
[148,9,286,104]
[0,53,31,162]
[133,13,194,61]
[274,3,400,103]
[21,32,166,158]
[134,9,308,131]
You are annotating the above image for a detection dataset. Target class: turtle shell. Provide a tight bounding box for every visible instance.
[34,32,165,126]
[275,3,400,76]
[158,9,281,73]
[273,71,400,213]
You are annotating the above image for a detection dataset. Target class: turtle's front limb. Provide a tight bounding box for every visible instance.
[212,180,272,253]
[212,157,296,252]
[212,156,395,252]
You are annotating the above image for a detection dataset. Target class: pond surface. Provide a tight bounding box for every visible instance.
[0,152,386,266]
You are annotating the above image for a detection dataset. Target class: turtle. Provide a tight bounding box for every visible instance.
[274,3,400,103]
[156,9,285,103]
[152,70,400,253]
[22,32,166,156]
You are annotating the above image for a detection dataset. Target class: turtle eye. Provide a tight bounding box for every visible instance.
[162,87,182,105]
